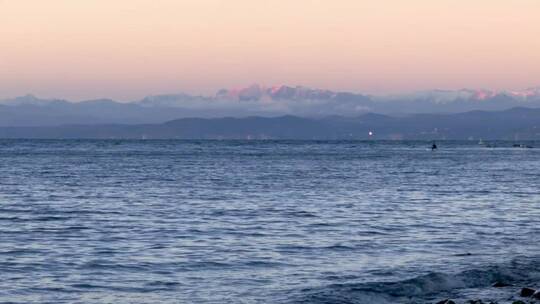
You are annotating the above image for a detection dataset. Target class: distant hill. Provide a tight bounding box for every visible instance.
[1,107,539,140]
[2,85,540,127]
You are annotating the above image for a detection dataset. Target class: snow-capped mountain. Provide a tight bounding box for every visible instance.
[215,84,338,102]
[1,85,540,127]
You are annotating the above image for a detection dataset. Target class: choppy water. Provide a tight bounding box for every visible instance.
[1,140,540,304]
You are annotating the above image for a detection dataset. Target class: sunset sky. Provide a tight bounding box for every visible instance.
[1,0,539,101]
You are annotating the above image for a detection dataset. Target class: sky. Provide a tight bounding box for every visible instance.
[1,0,539,101]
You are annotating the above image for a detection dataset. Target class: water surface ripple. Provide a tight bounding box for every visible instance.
[1,140,539,303]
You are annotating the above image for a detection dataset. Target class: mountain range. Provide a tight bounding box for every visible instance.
[1,107,539,140]
[1,85,540,127]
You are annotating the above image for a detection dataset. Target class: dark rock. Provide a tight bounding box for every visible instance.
[435,300,456,304]
[492,281,511,287]
[520,287,536,297]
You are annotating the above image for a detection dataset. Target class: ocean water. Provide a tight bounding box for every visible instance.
[1,140,540,304]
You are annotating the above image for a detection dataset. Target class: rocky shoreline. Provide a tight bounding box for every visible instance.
[435,285,540,304]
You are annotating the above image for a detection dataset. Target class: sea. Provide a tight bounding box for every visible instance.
[1,139,539,304]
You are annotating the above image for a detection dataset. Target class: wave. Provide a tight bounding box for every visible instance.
[289,256,540,304]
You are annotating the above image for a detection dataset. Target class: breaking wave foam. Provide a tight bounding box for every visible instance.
[290,256,540,304]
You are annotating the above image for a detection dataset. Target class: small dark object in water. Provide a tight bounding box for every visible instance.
[492,281,511,287]
[532,291,540,299]
[512,301,526,304]
[520,287,536,297]
[432,143,438,150]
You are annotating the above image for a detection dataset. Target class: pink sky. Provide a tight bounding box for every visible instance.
[1,0,539,101]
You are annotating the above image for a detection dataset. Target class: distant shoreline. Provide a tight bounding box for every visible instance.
[1,107,540,140]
